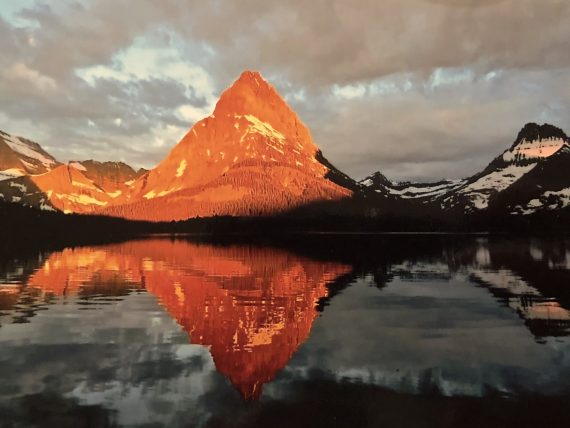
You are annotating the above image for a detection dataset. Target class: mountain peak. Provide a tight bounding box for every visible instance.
[213,70,287,120]
[513,123,568,146]
[499,122,569,164]
[226,70,270,94]
[98,71,352,221]
[360,171,392,188]
[237,70,265,83]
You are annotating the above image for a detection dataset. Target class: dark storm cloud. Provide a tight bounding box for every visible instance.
[0,0,569,179]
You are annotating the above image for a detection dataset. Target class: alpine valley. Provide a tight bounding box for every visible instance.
[1,71,570,232]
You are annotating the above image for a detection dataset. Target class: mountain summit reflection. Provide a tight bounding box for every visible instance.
[24,239,351,399]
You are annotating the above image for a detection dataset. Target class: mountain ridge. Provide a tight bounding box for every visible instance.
[1,69,570,226]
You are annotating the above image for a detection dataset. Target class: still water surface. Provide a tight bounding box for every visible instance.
[1,236,570,427]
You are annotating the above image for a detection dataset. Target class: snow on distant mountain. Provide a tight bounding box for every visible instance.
[362,123,570,216]
[0,174,55,211]
[360,173,466,201]
[0,130,58,175]
[447,123,570,213]
[0,168,26,182]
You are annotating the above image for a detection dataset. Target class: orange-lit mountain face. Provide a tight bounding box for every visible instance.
[101,71,353,220]
[1,71,352,220]
[0,140,146,214]
[25,239,351,399]
[29,161,145,214]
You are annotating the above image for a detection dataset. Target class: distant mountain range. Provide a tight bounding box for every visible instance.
[360,123,570,217]
[1,71,569,228]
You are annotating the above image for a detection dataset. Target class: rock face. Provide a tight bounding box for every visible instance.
[102,70,352,221]
[74,160,146,192]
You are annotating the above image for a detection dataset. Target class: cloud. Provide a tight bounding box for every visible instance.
[332,84,367,100]
[2,62,57,91]
[0,0,569,180]
[299,67,570,180]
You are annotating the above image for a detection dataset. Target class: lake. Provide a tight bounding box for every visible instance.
[1,235,570,427]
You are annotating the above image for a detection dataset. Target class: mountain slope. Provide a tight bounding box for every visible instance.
[445,123,569,213]
[492,145,570,215]
[0,130,58,175]
[102,71,353,221]
[361,123,570,217]
[30,161,146,214]
[74,160,146,191]
[0,128,144,213]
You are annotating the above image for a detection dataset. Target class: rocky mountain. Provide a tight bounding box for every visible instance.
[0,130,59,210]
[0,130,58,176]
[1,71,353,221]
[101,71,353,221]
[73,160,147,191]
[30,161,146,214]
[0,129,143,213]
[361,123,570,217]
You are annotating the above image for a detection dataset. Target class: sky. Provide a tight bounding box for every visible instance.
[0,0,569,182]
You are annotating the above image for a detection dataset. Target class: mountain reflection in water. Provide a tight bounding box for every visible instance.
[15,240,351,400]
[2,236,570,427]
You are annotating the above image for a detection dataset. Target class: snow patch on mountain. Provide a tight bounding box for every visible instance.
[176,159,187,177]
[387,180,466,199]
[239,114,285,145]
[39,201,56,211]
[143,190,157,199]
[55,193,108,207]
[69,161,87,171]
[0,169,26,181]
[157,188,180,198]
[360,173,466,201]
[458,163,536,210]
[9,182,27,193]
[71,180,98,191]
[513,187,570,215]
[2,133,55,169]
